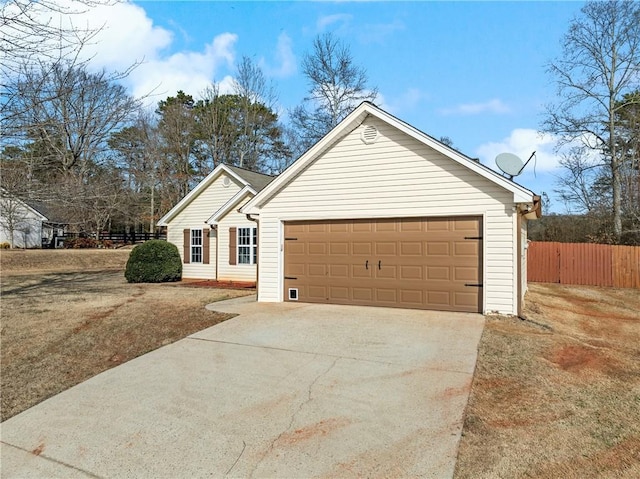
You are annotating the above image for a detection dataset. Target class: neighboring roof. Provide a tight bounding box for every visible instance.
[25,200,68,224]
[157,163,274,226]
[0,188,48,222]
[225,165,274,192]
[241,102,536,214]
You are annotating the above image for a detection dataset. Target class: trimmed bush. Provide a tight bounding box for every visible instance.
[124,240,182,283]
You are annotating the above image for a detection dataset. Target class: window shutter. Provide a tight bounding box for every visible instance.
[183,229,190,264]
[229,227,236,265]
[203,229,210,264]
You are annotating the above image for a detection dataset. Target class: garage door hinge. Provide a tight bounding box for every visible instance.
[465,283,483,287]
[464,236,483,240]
[284,237,297,240]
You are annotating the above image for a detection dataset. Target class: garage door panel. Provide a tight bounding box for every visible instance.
[375,289,397,303]
[284,217,482,312]
[427,266,450,280]
[400,242,422,255]
[400,289,423,304]
[308,285,327,300]
[330,242,349,255]
[454,241,478,256]
[400,265,423,280]
[454,266,479,281]
[329,264,349,277]
[308,264,326,277]
[375,242,397,255]
[352,242,372,255]
[377,265,397,279]
[427,242,450,256]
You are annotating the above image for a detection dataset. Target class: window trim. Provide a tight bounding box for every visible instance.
[190,228,203,264]
[237,226,257,265]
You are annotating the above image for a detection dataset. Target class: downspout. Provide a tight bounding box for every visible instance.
[245,213,259,297]
[517,211,523,318]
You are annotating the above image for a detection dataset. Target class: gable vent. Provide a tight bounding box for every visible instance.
[361,125,379,144]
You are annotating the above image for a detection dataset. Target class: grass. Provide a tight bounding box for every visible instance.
[0,249,253,421]
[455,283,640,478]
[3,250,639,477]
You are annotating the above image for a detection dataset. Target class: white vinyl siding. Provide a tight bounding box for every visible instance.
[216,191,258,282]
[255,117,519,314]
[166,172,242,280]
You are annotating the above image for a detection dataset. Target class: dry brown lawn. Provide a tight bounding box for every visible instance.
[455,283,640,479]
[0,249,253,421]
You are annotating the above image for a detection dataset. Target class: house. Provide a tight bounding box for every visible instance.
[157,164,274,282]
[0,189,61,248]
[240,102,541,315]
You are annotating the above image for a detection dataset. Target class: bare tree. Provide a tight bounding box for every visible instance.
[4,61,139,176]
[291,32,378,150]
[544,0,640,242]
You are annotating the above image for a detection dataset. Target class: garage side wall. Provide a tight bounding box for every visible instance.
[166,173,242,280]
[256,117,518,314]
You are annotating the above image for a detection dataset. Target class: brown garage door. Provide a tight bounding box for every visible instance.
[283,217,482,312]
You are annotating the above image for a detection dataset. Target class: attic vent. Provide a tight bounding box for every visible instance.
[361,125,379,144]
[222,176,231,187]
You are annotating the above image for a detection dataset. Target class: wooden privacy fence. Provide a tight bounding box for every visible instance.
[527,241,640,289]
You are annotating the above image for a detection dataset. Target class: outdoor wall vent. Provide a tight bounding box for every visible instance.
[288,288,299,301]
[222,176,231,187]
[361,125,379,144]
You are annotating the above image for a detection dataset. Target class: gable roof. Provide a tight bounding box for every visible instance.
[0,188,48,222]
[157,164,274,226]
[206,186,254,225]
[241,102,535,214]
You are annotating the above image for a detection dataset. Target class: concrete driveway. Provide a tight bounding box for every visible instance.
[1,296,485,479]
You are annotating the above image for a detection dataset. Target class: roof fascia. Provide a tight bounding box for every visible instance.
[206,186,256,225]
[157,164,251,226]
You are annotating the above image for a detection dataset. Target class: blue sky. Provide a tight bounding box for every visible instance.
[64,0,587,212]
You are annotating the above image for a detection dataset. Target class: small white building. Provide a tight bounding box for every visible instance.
[240,102,540,315]
[157,164,274,282]
[0,190,49,248]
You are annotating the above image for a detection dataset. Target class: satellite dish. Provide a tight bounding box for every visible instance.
[495,153,524,179]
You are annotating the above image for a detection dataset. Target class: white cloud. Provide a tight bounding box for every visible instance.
[260,32,296,78]
[383,88,428,115]
[316,14,353,32]
[32,1,239,101]
[440,98,511,116]
[358,20,404,44]
[476,129,562,172]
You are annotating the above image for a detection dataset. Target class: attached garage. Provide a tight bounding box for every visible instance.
[240,102,541,315]
[284,217,482,312]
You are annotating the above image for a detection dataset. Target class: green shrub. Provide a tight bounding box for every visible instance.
[124,240,182,283]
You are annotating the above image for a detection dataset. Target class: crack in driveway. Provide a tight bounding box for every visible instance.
[247,356,340,478]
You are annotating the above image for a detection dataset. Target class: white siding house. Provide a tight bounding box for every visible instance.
[157,164,273,282]
[0,190,48,248]
[241,102,540,315]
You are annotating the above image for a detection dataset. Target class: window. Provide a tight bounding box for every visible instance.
[191,229,203,263]
[238,227,257,264]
